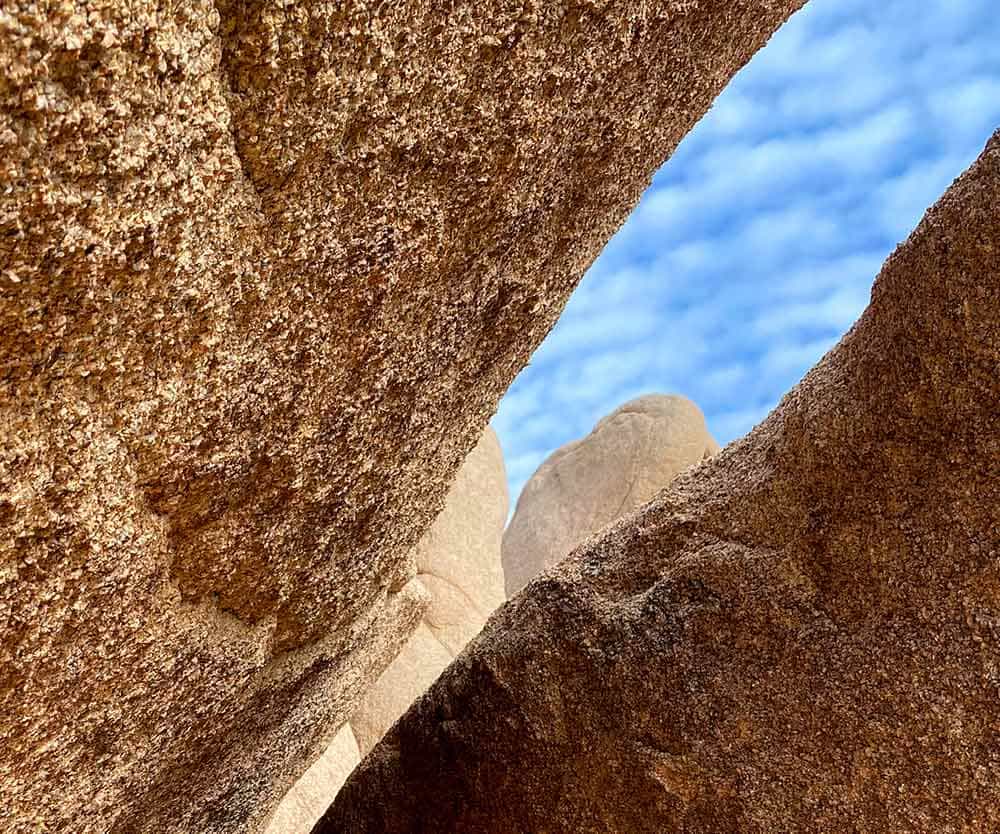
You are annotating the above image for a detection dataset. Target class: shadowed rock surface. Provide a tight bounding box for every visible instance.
[0,1,805,830]
[267,427,506,830]
[316,133,1000,834]
[503,394,719,596]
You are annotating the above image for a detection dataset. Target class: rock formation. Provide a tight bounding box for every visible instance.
[263,725,360,834]
[269,426,506,833]
[316,133,1000,833]
[352,427,508,755]
[503,394,719,596]
[0,1,804,830]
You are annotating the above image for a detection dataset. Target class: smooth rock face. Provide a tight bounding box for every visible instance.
[503,394,719,596]
[265,427,506,829]
[317,134,1000,833]
[350,624,456,759]
[0,1,805,830]
[352,427,508,755]
[263,725,360,834]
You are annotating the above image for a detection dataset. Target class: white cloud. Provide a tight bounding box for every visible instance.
[701,363,750,392]
[928,77,1000,148]
[751,284,870,339]
[876,154,972,241]
[760,336,841,376]
[494,0,1000,507]
[710,404,775,445]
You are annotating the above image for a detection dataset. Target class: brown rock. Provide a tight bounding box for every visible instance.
[316,133,1000,833]
[350,624,458,761]
[352,427,508,755]
[0,1,804,831]
[503,394,719,596]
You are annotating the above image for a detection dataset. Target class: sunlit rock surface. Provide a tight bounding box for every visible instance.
[317,133,1000,834]
[263,725,360,834]
[268,427,506,830]
[1,0,805,829]
[352,427,508,755]
[503,394,719,596]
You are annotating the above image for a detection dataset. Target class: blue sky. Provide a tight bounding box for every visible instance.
[493,0,1000,503]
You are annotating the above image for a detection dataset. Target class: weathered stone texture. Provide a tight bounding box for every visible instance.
[1,0,804,830]
[265,426,506,831]
[503,394,719,596]
[317,133,1000,833]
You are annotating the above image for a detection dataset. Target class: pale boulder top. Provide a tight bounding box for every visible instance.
[502,394,719,597]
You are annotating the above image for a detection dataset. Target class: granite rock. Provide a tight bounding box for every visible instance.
[317,133,1000,834]
[503,394,719,596]
[352,427,508,755]
[263,725,360,834]
[0,0,804,829]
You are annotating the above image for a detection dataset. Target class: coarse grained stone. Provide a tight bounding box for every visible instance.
[0,1,805,830]
[352,427,508,756]
[263,724,360,834]
[317,132,1000,834]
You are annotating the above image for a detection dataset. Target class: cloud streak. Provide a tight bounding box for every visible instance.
[494,0,1000,503]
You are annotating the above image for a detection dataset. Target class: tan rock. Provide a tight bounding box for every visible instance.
[503,394,719,596]
[0,0,805,830]
[263,725,360,834]
[316,133,1000,833]
[351,624,457,758]
[416,427,509,655]
[267,428,506,824]
[352,428,508,755]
